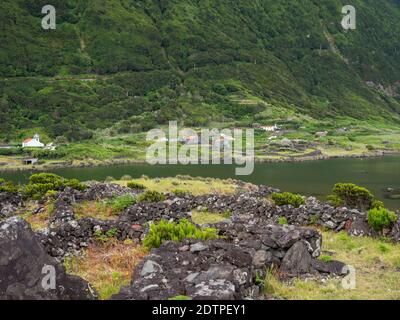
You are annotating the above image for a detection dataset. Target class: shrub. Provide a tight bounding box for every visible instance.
[29,173,63,185]
[106,194,136,212]
[104,176,115,182]
[367,207,398,231]
[127,181,146,190]
[271,192,305,208]
[310,214,319,225]
[120,175,133,181]
[0,179,19,194]
[371,199,385,209]
[326,195,343,207]
[277,216,288,225]
[332,183,374,210]
[64,179,86,191]
[143,219,219,249]
[45,190,59,199]
[137,190,166,203]
[94,228,119,243]
[23,173,86,200]
[105,228,119,238]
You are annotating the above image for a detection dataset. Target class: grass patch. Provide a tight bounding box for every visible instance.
[19,202,52,231]
[319,255,333,263]
[115,177,238,196]
[64,239,148,300]
[277,216,288,225]
[105,194,136,212]
[74,201,117,220]
[191,210,231,225]
[168,295,192,300]
[74,194,135,220]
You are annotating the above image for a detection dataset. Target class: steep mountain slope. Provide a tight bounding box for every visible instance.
[1,0,400,141]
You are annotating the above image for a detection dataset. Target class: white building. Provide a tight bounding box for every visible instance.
[22,134,45,148]
[261,124,280,132]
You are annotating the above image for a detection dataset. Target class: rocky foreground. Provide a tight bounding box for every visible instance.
[0,182,399,300]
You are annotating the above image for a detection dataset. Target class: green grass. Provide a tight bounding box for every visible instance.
[191,210,231,225]
[115,176,239,196]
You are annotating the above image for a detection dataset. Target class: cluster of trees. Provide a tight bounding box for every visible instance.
[1,0,400,142]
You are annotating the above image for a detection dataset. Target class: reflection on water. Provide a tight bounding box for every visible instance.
[1,156,399,209]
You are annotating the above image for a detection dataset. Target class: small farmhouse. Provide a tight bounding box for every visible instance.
[22,134,44,148]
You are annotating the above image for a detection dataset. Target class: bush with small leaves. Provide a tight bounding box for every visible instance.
[23,173,86,200]
[105,228,119,238]
[277,216,288,225]
[45,190,59,199]
[137,190,166,203]
[120,175,132,181]
[127,181,146,190]
[271,192,305,208]
[0,179,19,194]
[371,199,385,209]
[368,207,398,231]
[94,228,119,243]
[332,183,374,210]
[143,219,219,249]
[326,195,343,207]
[309,214,319,225]
[106,194,136,212]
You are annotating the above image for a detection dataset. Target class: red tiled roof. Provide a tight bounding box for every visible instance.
[23,138,33,143]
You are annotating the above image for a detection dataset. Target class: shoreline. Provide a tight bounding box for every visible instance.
[0,150,399,173]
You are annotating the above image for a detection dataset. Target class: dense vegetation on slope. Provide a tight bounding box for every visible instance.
[1,0,400,141]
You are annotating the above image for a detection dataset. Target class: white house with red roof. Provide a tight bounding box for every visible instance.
[22,134,45,148]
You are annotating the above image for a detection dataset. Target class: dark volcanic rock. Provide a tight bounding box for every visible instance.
[0,217,97,300]
[0,192,23,219]
[311,259,347,276]
[112,239,257,300]
[112,224,343,300]
[81,183,139,201]
[347,217,372,237]
[279,241,314,275]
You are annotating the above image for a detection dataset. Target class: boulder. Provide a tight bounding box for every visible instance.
[0,192,23,219]
[347,218,372,237]
[311,259,348,276]
[279,241,314,275]
[0,217,97,300]
[112,239,257,300]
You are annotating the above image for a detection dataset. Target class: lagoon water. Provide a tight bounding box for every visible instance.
[2,156,400,209]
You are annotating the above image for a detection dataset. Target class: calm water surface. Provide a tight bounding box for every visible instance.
[1,156,399,209]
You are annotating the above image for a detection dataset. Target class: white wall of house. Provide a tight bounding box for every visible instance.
[22,134,45,148]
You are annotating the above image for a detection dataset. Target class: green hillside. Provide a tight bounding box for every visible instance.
[1,0,400,141]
